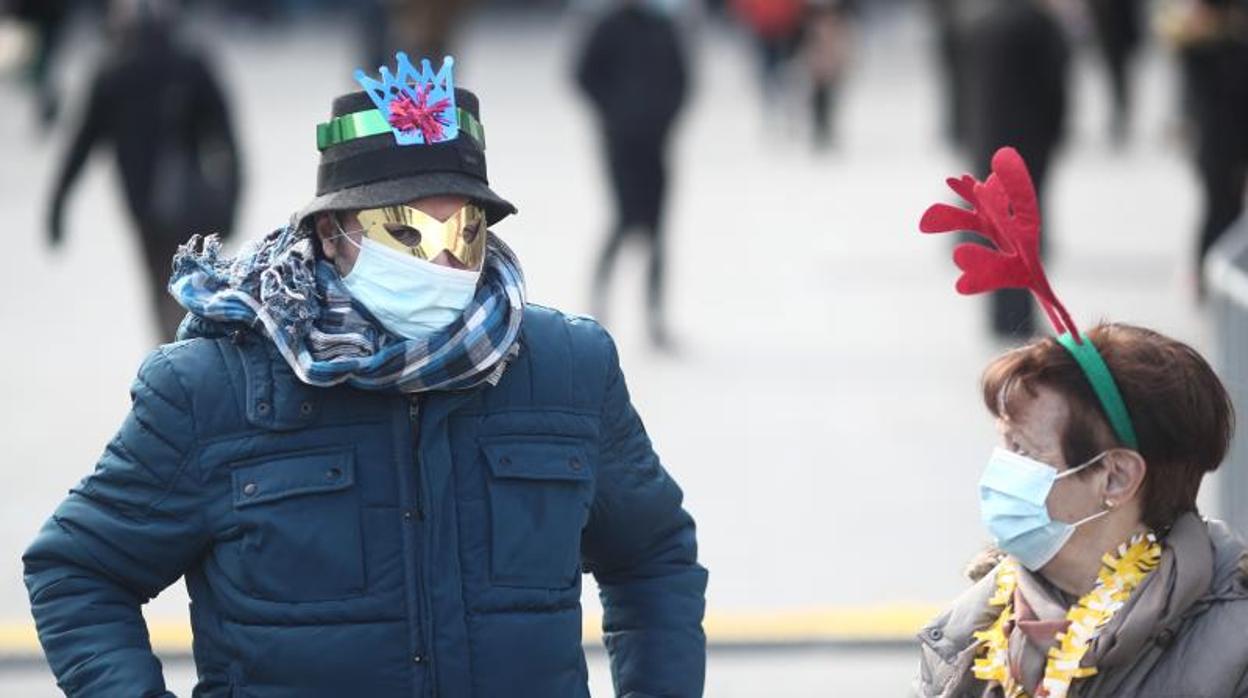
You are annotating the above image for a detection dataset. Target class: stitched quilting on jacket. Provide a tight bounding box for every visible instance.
[24,305,708,698]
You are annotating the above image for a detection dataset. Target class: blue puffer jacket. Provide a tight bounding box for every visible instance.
[23,305,707,697]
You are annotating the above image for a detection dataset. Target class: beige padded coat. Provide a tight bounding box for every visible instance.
[914,515,1248,698]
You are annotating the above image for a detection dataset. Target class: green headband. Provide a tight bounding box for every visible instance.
[1056,332,1139,449]
[316,107,486,151]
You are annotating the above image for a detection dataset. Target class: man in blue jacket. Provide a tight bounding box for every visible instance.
[23,54,707,698]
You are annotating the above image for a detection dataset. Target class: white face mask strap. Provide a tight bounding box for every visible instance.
[327,212,362,250]
[1062,451,1114,528]
[1071,507,1110,528]
[1055,451,1109,480]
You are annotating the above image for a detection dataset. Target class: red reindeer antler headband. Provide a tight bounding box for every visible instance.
[919,147,1080,340]
[919,147,1140,449]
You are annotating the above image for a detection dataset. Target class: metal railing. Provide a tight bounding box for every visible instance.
[1205,214,1248,539]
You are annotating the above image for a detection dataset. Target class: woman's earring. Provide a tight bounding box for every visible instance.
[1104,499,1115,509]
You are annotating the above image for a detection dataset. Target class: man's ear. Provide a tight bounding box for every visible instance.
[1103,450,1147,508]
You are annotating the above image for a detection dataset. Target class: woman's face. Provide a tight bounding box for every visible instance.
[996,386,1108,544]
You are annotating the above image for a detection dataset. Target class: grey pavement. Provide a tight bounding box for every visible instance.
[0,4,1227,696]
[0,648,917,698]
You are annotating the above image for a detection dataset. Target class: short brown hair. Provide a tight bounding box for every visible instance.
[981,323,1234,531]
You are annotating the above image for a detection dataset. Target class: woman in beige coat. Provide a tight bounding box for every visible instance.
[915,323,1248,698]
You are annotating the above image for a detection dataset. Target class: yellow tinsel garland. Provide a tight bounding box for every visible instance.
[972,532,1162,698]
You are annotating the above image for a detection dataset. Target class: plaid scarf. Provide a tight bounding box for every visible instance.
[169,223,526,393]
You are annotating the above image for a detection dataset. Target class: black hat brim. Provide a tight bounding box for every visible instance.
[297,171,517,226]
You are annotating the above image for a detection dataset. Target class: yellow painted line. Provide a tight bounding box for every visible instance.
[698,604,939,643]
[0,621,195,656]
[0,623,39,654]
[0,605,940,656]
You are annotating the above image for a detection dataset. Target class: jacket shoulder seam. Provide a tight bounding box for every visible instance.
[145,347,202,515]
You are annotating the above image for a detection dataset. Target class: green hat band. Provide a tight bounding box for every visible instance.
[316,107,485,152]
[1056,332,1140,450]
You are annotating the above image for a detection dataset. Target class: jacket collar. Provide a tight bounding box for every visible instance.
[215,326,323,431]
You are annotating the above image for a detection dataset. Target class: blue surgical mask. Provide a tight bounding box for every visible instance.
[339,236,481,340]
[979,447,1109,571]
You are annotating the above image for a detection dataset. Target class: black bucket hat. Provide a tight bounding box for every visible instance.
[297,87,517,226]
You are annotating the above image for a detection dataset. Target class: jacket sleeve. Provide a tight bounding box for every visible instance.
[581,332,708,698]
[23,348,210,697]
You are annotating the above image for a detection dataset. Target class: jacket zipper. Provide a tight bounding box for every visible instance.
[407,397,436,696]
[408,399,425,520]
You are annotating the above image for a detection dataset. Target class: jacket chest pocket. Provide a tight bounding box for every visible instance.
[482,438,593,589]
[229,449,365,602]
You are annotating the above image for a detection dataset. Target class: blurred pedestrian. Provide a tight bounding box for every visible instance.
[7,0,71,126]
[361,0,480,72]
[46,0,242,341]
[730,0,804,104]
[24,53,706,697]
[1086,0,1144,145]
[394,0,478,59]
[1088,0,1143,146]
[960,0,1070,339]
[576,0,690,350]
[916,150,1248,698]
[928,0,969,146]
[1161,0,1248,292]
[221,0,281,24]
[801,0,855,150]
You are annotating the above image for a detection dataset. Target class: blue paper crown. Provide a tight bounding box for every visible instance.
[354,53,460,146]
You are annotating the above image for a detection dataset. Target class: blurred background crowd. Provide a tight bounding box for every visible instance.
[1,0,1247,694]
[7,0,1246,344]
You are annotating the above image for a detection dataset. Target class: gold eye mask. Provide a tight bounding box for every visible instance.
[354,203,487,270]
